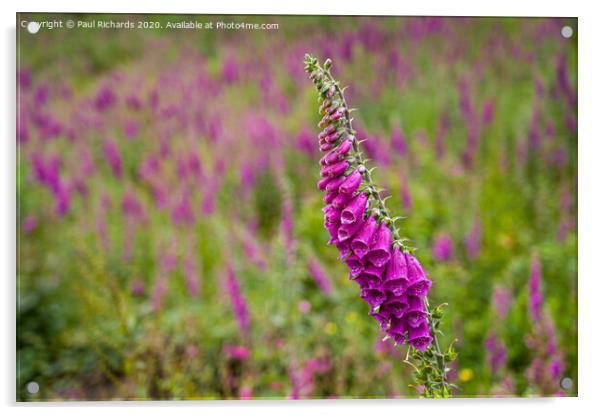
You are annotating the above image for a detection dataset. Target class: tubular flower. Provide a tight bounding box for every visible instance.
[404,253,432,297]
[407,321,434,352]
[351,215,378,259]
[365,221,392,267]
[341,192,367,225]
[344,254,364,277]
[382,246,409,296]
[304,55,435,352]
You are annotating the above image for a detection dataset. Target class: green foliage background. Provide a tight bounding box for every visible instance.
[17,14,577,400]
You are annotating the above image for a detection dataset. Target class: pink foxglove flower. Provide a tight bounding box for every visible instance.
[305,54,454,397]
[304,55,446,353]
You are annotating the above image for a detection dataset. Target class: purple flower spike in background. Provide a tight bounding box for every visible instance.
[151,276,166,313]
[432,233,453,262]
[183,255,200,298]
[523,251,566,396]
[307,256,333,296]
[103,138,122,178]
[130,278,144,297]
[482,98,494,125]
[225,262,250,337]
[528,252,543,323]
[485,331,507,376]
[464,215,481,260]
[94,85,116,112]
[492,285,512,319]
[391,128,407,158]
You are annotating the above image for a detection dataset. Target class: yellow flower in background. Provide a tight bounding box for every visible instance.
[498,233,513,249]
[459,368,474,382]
[325,322,337,335]
[345,311,358,324]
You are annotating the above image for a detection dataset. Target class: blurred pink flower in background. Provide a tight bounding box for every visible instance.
[432,232,453,261]
[21,215,37,233]
[239,386,253,400]
[223,344,250,361]
[298,300,311,314]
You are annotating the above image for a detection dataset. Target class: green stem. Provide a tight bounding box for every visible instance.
[325,69,405,247]
[424,296,448,393]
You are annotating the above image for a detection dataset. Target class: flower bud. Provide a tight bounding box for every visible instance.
[336,139,353,156]
[339,169,362,194]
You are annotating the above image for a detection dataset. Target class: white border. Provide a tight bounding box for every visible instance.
[2,1,600,414]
